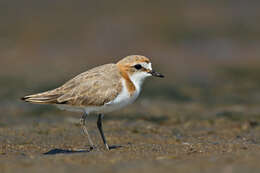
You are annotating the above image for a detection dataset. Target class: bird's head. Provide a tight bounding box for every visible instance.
[117,55,164,86]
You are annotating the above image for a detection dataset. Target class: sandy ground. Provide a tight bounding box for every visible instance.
[1,94,260,173]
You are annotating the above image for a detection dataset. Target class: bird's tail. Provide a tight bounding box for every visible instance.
[21,91,62,104]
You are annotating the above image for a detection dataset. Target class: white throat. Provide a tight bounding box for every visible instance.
[129,72,151,93]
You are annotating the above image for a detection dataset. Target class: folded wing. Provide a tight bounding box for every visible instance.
[22,64,122,107]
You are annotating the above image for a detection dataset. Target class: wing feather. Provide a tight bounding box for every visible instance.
[22,64,122,106]
[57,64,122,106]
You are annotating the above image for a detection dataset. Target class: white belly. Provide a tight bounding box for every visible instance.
[101,78,140,113]
[57,79,141,114]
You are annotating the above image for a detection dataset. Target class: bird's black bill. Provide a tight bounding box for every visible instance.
[150,70,164,78]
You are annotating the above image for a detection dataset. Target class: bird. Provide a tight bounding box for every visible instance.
[21,55,164,150]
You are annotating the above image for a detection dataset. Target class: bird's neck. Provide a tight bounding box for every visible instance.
[117,65,136,96]
[129,72,147,94]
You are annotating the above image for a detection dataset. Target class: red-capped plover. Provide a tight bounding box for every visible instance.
[22,55,164,150]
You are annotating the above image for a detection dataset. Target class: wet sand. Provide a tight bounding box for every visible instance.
[1,96,260,173]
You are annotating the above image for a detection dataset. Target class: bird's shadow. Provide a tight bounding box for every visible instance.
[43,145,122,155]
[43,148,90,155]
[108,145,122,150]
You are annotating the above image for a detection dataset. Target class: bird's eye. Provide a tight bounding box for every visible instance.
[134,64,142,70]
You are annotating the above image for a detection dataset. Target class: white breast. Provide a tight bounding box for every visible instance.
[101,70,151,113]
[103,78,140,112]
[57,71,149,114]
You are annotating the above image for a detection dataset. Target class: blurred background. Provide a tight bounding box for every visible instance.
[1,0,260,111]
[1,1,260,172]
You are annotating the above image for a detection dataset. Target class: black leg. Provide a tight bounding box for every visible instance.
[97,114,109,150]
[80,112,94,149]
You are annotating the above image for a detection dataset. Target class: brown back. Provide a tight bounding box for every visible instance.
[22,64,123,106]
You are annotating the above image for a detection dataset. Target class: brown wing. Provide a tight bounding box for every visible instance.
[57,64,122,106]
[22,64,123,106]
